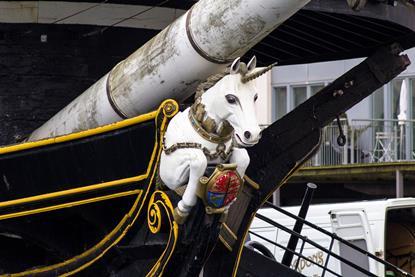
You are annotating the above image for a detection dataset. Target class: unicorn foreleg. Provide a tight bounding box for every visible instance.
[176,150,207,221]
[229,147,250,177]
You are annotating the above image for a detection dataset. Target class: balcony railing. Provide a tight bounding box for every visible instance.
[263,119,415,167]
[307,119,415,166]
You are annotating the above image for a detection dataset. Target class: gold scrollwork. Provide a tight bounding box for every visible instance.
[147,191,176,234]
[146,191,179,277]
[162,100,178,118]
[148,195,162,234]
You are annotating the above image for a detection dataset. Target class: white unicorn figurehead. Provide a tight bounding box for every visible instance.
[160,56,276,224]
[193,56,275,147]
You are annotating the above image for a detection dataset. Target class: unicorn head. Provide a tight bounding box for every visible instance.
[198,56,274,147]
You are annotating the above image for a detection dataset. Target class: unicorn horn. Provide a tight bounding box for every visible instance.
[241,62,278,83]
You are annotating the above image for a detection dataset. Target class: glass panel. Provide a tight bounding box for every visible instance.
[411,78,415,121]
[293,86,307,107]
[372,87,384,119]
[274,87,287,121]
[412,79,415,159]
[310,84,324,96]
[392,79,403,120]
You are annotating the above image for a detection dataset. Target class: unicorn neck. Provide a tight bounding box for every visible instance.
[189,97,233,144]
[200,92,221,125]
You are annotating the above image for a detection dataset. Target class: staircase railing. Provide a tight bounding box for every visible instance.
[249,201,413,277]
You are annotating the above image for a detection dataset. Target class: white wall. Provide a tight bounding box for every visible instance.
[272,48,415,85]
[269,47,415,125]
[254,71,272,126]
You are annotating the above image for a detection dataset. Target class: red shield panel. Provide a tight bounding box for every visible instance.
[206,171,241,208]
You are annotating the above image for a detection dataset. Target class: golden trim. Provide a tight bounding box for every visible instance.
[196,163,242,214]
[219,235,233,252]
[0,100,176,214]
[218,223,237,251]
[0,190,142,221]
[0,175,146,209]
[231,211,256,277]
[162,100,178,118]
[146,191,179,277]
[188,104,233,144]
[244,175,260,190]
[137,100,179,276]
[0,110,157,155]
[3,99,179,277]
[148,194,163,234]
[5,189,144,277]
[222,223,237,241]
[143,106,179,276]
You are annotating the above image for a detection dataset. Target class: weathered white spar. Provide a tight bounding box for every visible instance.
[28,0,310,141]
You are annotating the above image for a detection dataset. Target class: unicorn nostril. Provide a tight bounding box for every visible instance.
[244,131,251,140]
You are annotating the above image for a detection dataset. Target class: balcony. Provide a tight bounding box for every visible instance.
[264,119,415,204]
[303,119,415,167]
[273,119,415,200]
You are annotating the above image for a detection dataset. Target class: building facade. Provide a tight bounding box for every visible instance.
[257,47,415,205]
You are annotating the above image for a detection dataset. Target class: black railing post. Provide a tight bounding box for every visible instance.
[281,183,317,267]
[294,238,307,271]
[321,236,335,277]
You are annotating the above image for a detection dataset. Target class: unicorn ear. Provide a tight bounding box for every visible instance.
[230,57,241,74]
[247,56,257,72]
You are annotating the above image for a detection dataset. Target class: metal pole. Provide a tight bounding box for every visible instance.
[281,183,317,267]
[396,169,404,198]
[400,124,404,160]
[351,127,355,163]
[272,189,281,206]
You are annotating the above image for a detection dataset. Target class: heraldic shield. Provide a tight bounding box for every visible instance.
[197,164,243,213]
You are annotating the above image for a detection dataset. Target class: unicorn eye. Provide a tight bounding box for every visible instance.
[225,94,238,104]
[254,94,258,102]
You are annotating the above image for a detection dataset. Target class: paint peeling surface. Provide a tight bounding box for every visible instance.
[108,14,224,118]
[28,74,121,140]
[29,0,310,140]
[190,0,310,61]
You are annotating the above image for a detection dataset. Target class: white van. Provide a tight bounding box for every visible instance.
[250,198,415,277]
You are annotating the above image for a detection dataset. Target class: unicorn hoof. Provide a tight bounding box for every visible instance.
[173,207,189,224]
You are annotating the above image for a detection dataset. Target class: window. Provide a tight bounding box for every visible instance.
[293,86,307,107]
[274,87,287,121]
[412,78,415,121]
[372,87,384,119]
[411,78,415,158]
[310,84,324,96]
[272,84,327,122]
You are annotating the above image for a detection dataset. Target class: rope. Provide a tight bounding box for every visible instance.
[52,0,109,24]
[99,0,171,34]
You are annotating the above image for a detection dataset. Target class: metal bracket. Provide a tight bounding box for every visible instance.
[336,116,346,147]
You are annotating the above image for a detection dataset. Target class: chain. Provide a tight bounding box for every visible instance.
[163,137,233,161]
[162,99,234,160]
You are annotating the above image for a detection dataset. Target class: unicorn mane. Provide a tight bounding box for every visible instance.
[194,62,252,99]
[194,70,229,100]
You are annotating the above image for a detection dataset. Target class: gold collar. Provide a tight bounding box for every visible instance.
[189,100,233,144]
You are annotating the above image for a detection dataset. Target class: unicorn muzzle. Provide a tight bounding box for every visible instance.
[235,129,261,147]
